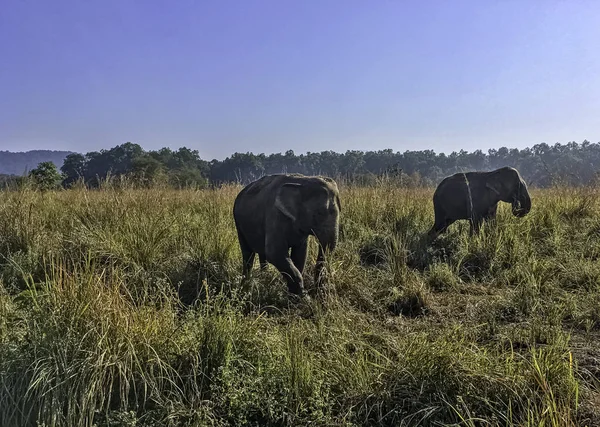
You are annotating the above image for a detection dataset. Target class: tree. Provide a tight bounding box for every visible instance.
[61,153,87,186]
[131,154,165,186]
[28,162,63,190]
[50,139,600,190]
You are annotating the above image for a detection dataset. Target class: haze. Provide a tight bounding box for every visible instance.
[1,0,599,160]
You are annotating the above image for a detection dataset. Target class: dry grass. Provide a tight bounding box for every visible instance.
[0,182,598,426]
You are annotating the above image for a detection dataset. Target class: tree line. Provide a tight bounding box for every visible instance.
[4,140,600,190]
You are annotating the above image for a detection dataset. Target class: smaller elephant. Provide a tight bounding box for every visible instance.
[233,174,341,296]
[428,166,531,239]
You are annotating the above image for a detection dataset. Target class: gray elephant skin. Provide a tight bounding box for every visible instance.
[428,166,531,239]
[233,174,341,296]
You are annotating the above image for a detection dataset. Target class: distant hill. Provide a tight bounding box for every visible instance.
[0,150,73,176]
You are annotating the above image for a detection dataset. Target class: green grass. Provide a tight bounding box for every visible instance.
[0,182,599,426]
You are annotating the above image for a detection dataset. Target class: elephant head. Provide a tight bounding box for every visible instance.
[486,167,531,217]
[234,173,342,296]
[274,177,341,252]
[274,177,341,286]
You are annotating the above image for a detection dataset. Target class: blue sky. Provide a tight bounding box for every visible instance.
[1,0,599,160]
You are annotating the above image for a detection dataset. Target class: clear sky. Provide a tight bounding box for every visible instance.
[1,0,599,160]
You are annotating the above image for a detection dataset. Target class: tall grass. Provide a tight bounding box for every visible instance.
[0,182,598,426]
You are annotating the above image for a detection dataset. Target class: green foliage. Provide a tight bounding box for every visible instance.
[0,183,598,426]
[58,143,210,189]
[60,153,86,186]
[28,161,63,190]
[208,140,600,187]
[7,140,600,191]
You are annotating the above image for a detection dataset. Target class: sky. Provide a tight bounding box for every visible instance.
[1,0,599,160]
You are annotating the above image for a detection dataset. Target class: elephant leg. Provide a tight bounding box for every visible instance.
[314,245,329,287]
[237,230,255,277]
[291,239,308,274]
[472,203,498,235]
[428,203,452,240]
[428,222,447,239]
[472,204,498,235]
[428,218,453,240]
[270,256,304,295]
[259,253,268,270]
[470,216,485,235]
[243,252,255,277]
[266,241,304,295]
[242,250,256,277]
[484,204,498,221]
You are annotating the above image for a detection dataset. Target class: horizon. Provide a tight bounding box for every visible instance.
[1,1,599,159]
[1,138,598,162]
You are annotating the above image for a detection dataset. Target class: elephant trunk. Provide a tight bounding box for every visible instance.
[318,227,338,252]
[314,220,339,285]
[512,183,531,217]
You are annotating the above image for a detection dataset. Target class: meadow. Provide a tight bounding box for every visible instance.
[1,180,599,426]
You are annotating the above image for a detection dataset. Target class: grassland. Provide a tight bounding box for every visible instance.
[1,181,599,426]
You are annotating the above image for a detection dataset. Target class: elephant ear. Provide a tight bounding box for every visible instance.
[274,182,302,222]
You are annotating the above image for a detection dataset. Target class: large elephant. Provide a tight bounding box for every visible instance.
[233,174,341,296]
[428,166,531,239]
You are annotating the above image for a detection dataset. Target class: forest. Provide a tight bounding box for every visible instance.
[2,140,600,189]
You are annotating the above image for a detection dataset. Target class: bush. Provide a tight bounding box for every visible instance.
[28,161,63,190]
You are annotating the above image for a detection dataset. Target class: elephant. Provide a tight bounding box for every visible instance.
[428,166,531,239]
[233,173,341,296]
